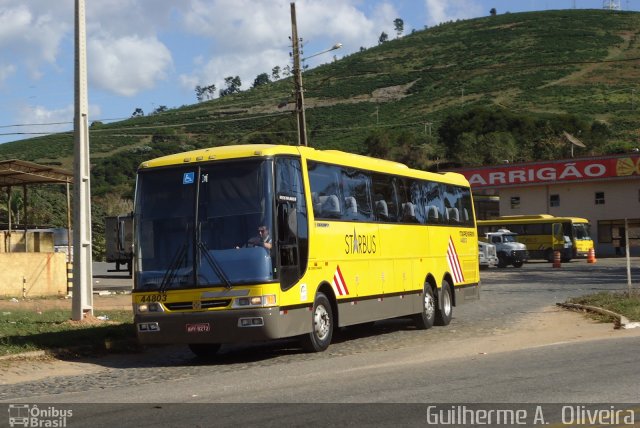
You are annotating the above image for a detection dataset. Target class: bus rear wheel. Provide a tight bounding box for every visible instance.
[413,285,435,330]
[300,292,333,352]
[435,280,453,326]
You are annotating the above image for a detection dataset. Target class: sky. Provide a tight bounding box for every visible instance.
[0,0,639,144]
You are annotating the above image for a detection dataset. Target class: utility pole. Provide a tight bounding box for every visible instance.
[72,0,93,320]
[290,2,307,146]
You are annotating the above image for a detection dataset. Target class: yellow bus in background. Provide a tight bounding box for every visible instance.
[132,144,479,356]
[477,215,593,262]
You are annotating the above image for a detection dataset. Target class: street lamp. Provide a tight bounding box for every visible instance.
[303,43,343,62]
[290,2,341,146]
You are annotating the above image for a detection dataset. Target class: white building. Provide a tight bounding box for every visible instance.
[456,153,640,256]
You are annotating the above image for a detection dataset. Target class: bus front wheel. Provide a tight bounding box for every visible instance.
[435,280,453,326]
[414,285,435,330]
[300,292,333,352]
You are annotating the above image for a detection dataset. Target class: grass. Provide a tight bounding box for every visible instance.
[0,308,137,357]
[568,291,640,323]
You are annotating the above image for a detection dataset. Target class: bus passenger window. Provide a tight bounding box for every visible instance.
[402,202,418,222]
[319,195,341,218]
[344,196,358,215]
[375,199,389,220]
[426,205,440,222]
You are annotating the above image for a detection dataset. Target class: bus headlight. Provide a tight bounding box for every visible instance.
[233,294,277,308]
[136,302,163,313]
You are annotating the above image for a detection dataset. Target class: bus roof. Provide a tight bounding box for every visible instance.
[138,144,471,187]
[478,215,589,224]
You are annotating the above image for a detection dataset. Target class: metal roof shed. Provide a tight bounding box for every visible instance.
[0,159,73,254]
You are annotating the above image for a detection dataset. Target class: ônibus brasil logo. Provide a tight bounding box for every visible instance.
[8,404,73,427]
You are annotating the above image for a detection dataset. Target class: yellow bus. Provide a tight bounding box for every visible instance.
[477,215,593,262]
[132,144,479,356]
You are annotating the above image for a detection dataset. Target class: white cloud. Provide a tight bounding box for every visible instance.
[89,35,173,97]
[0,65,16,86]
[179,48,289,94]
[424,0,483,26]
[86,0,180,37]
[14,102,102,137]
[179,0,387,95]
[0,3,69,78]
[0,5,32,42]
[182,0,383,52]
[15,104,74,137]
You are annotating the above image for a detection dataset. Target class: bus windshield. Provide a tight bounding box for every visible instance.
[134,159,275,290]
[573,223,592,240]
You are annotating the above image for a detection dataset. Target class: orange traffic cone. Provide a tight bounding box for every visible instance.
[587,248,596,264]
[553,250,561,268]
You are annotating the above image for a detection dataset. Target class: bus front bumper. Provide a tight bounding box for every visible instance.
[134,307,308,345]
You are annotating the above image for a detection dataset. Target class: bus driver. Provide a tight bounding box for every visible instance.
[247,225,272,250]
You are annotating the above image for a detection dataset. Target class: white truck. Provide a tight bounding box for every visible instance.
[482,229,528,268]
[478,241,499,269]
[105,215,133,275]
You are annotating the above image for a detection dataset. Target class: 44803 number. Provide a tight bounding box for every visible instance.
[140,293,167,303]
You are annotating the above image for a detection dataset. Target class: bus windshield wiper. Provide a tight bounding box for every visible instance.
[159,243,188,292]
[198,240,232,289]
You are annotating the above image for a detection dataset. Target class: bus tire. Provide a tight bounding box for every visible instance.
[188,343,221,359]
[300,292,333,353]
[413,285,435,330]
[435,280,453,326]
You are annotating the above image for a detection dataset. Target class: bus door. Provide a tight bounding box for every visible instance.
[552,222,572,261]
[275,157,309,291]
[552,223,563,250]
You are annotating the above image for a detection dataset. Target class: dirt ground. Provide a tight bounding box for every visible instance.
[2,300,640,386]
[0,293,132,312]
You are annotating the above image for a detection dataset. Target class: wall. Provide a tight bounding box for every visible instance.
[498,178,640,256]
[1,230,55,253]
[0,252,68,297]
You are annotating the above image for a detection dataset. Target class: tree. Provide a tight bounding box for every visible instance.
[252,72,271,88]
[152,105,168,114]
[393,18,404,38]
[219,76,242,97]
[131,108,144,118]
[195,84,216,102]
[490,8,497,16]
[378,31,389,45]
[9,191,23,225]
[271,66,281,81]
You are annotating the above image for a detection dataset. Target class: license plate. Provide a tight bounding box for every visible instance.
[186,323,210,333]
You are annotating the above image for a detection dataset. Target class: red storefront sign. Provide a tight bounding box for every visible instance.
[458,155,640,189]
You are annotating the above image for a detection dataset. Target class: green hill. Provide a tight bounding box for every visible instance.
[0,9,639,257]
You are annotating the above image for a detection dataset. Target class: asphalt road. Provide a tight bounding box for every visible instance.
[92,261,132,292]
[2,257,639,427]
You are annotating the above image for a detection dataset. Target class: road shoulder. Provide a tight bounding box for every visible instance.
[2,306,639,387]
